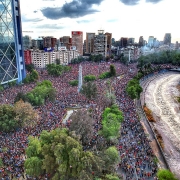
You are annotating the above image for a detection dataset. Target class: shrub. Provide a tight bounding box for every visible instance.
[69,80,78,86]
[84,75,96,82]
[99,72,111,79]
[0,85,4,91]
[143,105,156,122]
[157,169,178,180]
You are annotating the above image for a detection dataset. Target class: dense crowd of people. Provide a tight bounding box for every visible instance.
[0,61,178,179]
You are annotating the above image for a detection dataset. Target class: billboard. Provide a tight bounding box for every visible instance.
[70,46,76,50]
[58,46,67,51]
[72,31,83,35]
[44,47,54,52]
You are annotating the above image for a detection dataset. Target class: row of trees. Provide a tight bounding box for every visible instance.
[100,105,123,143]
[46,64,71,76]
[0,100,38,132]
[15,80,56,106]
[138,50,180,68]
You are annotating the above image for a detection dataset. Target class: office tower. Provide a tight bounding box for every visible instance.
[93,30,107,57]
[83,40,86,55]
[128,38,135,45]
[31,39,38,49]
[120,37,128,47]
[86,33,95,53]
[105,32,112,56]
[72,31,83,55]
[175,41,179,50]
[43,36,57,49]
[0,0,26,84]
[148,36,154,47]
[23,35,32,50]
[163,33,171,45]
[111,38,115,45]
[37,38,44,50]
[139,36,144,47]
[60,36,72,50]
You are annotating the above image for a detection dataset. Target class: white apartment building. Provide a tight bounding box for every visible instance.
[31,49,79,68]
[31,50,56,68]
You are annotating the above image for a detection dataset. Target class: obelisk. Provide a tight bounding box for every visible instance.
[78,65,83,92]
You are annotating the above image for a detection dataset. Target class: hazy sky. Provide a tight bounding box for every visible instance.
[21,0,180,43]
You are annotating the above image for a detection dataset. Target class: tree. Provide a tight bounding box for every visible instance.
[46,64,71,76]
[81,82,97,100]
[126,78,143,99]
[30,70,39,81]
[0,158,3,168]
[105,174,120,180]
[25,63,35,72]
[14,92,27,103]
[110,55,114,59]
[69,109,94,146]
[0,104,18,132]
[23,69,39,83]
[100,105,123,141]
[157,169,178,180]
[69,80,78,86]
[102,146,119,171]
[106,56,110,61]
[84,74,96,82]
[110,65,116,77]
[0,85,4,92]
[99,72,111,79]
[25,128,104,179]
[14,100,38,127]
[26,80,56,106]
[56,58,60,64]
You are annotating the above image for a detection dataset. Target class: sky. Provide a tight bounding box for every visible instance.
[20,0,180,43]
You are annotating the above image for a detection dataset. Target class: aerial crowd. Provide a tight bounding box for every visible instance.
[0,61,178,180]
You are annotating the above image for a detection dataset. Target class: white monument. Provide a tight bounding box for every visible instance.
[78,65,83,92]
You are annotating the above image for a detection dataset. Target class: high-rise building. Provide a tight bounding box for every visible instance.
[43,36,57,49]
[148,36,154,47]
[120,37,128,47]
[60,36,72,50]
[23,35,32,50]
[0,0,26,84]
[37,38,44,50]
[93,30,107,57]
[139,36,144,47]
[163,33,171,45]
[32,39,38,49]
[111,38,115,45]
[128,38,135,45]
[86,33,95,53]
[105,32,112,56]
[72,31,83,55]
[175,41,179,50]
[83,40,86,55]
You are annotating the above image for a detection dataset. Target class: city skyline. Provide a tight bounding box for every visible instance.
[21,0,180,43]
